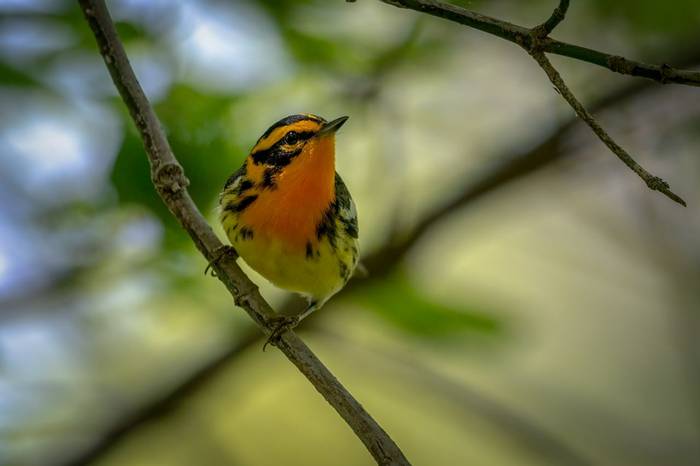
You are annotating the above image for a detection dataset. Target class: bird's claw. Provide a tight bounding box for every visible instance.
[263,315,300,351]
[204,245,237,277]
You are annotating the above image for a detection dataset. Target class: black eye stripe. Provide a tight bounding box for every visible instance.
[297,131,315,141]
[251,131,316,165]
[252,147,302,166]
[284,130,315,144]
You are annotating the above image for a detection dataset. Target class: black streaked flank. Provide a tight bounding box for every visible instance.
[226,194,258,213]
[338,261,349,281]
[316,205,337,250]
[316,174,358,250]
[334,174,358,239]
[305,242,314,259]
[239,226,254,240]
[344,222,358,238]
[223,165,246,190]
[237,179,254,194]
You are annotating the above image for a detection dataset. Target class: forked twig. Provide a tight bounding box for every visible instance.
[368,0,693,205]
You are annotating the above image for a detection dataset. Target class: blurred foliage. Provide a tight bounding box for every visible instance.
[0,60,38,86]
[112,84,243,246]
[1,1,699,466]
[360,271,503,338]
[588,0,700,37]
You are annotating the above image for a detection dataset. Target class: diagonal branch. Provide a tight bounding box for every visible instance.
[528,49,686,206]
[526,1,684,205]
[364,0,689,206]
[78,1,410,465]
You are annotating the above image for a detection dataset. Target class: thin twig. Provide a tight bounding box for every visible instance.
[376,0,700,87]
[528,3,684,205]
[368,0,688,206]
[78,1,410,465]
[533,0,570,37]
[528,49,686,206]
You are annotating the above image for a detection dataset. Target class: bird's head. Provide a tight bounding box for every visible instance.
[245,114,348,189]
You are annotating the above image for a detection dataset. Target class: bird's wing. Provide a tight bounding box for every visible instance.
[334,172,358,239]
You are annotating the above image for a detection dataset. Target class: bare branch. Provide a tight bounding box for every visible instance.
[533,0,570,37]
[78,1,410,464]
[528,49,686,206]
[366,0,688,205]
[376,0,700,87]
[528,2,684,205]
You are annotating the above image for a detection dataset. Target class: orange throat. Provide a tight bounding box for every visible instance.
[240,136,336,249]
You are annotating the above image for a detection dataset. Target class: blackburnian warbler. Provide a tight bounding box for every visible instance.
[218,114,359,340]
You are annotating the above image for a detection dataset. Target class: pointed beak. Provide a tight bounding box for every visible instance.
[317,116,349,138]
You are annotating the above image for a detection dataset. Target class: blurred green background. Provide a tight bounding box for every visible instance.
[1,0,699,465]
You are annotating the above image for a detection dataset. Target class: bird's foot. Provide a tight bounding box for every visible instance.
[204,245,237,277]
[263,315,300,351]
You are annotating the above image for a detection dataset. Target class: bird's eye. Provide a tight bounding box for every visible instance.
[284,131,299,145]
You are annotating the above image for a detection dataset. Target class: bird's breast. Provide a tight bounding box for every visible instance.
[240,139,336,250]
[239,187,330,252]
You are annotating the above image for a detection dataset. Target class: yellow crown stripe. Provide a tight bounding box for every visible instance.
[252,119,323,153]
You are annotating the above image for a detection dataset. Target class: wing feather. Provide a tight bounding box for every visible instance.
[334,173,358,239]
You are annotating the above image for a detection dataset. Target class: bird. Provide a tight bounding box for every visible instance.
[217,113,359,344]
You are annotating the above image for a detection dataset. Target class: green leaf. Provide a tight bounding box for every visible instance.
[110,85,245,249]
[284,28,368,73]
[114,21,150,43]
[155,85,245,205]
[0,61,41,87]
[589,0,700,38]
